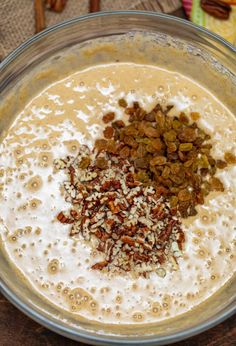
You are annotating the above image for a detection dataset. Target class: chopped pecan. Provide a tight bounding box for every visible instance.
[101,232,110,241]
[105,219,115,227]
[91,261,108,270]
[55,147,184,276]
[177,231,185,250]
[69,166,75,184]
[108,201,120,213]
[97,242,105,252]
[121,236,135,246]
[70,209,80,220]
[57,212,74,224]
[159,220,176,242]
[133,253,150,262]
[95,230,102,239]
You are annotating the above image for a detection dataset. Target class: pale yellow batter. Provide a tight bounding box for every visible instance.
[0,62,235,325]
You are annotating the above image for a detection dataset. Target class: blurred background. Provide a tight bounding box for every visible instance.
[0,0,235,60]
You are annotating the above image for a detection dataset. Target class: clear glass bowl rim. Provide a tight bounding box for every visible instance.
[1,10,236,69]
[0,10,235,346]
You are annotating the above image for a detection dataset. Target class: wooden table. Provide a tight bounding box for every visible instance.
[0,5,235,346]
[0,292,235,345]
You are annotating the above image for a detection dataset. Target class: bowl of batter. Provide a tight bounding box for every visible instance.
[0,11,235,346]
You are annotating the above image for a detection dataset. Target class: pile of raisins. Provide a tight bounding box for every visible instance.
[96,100,235,217]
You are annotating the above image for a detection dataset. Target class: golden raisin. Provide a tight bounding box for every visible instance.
[198,155,209,168]
[178,128,197,142]
[124,125,138,136]
[216,160,227,169]
[172,120,182,130]
[95,139,107,151]
[95,157,108,169]
[178,189,192,201]
[103,126,114,139]
[190,112,200,121]
[123,136,138,148]
[184,159,193,167]
[163,130,177,142]
[224,152,236,164]
[143,127,160,138]
[134,158,149,169]
[179,112,189,124]
[118,99,128,108]
[79,156,91,169]
[170,195,178,207]
[151,138,163,151]
[136,144,147,158]
[120,146,130,158]
[179,143,193,152]
[150,156,167,166]
[135,170,150,183]
[112,120,125,128]
[210,177,224,192]
[162,166,170,179]
[167,142,177,153]
[102,112,115,124]
[106,140,118,154]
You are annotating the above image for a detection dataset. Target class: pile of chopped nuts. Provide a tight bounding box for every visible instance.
[54,146,184,277]
[96,100,235,217]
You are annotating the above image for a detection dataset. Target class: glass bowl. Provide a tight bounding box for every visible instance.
[0,11,235,346]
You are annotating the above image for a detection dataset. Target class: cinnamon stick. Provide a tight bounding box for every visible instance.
[45,0,67,13]
[89,0,100,13]
[34,0,46,33]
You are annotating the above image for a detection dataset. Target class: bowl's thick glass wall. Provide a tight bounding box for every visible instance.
[0,11,235,346]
